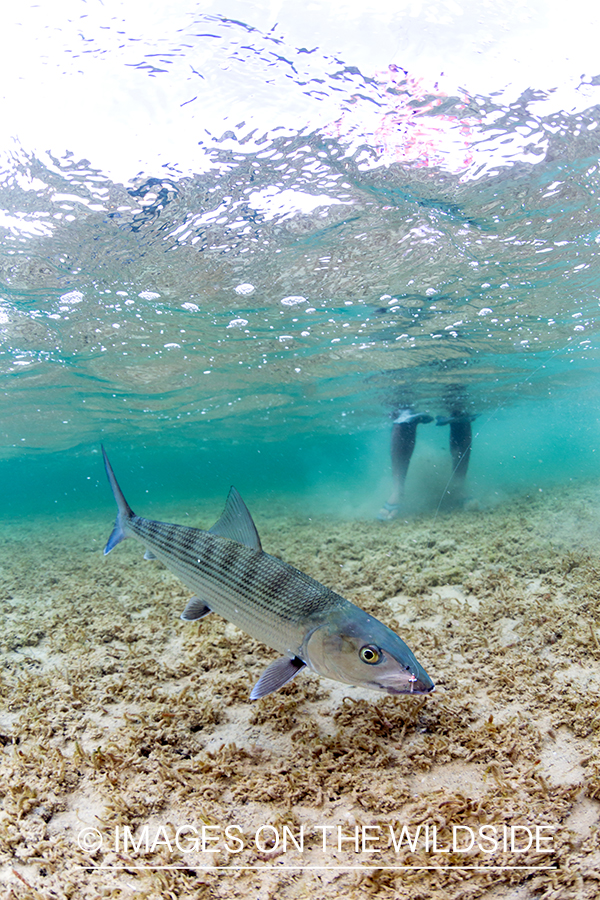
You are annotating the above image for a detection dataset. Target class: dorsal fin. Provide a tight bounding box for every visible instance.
[209,486,262,551]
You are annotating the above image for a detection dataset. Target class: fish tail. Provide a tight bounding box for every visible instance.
[102,445,135,555]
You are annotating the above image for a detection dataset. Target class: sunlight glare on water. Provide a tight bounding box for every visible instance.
[1,0,600,513]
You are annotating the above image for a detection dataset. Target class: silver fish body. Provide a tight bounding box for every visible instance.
[101,446,434,699]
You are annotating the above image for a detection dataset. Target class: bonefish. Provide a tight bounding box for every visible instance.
[101,446,434,699]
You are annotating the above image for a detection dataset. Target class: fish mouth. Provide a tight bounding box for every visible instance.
[383,678,435,695]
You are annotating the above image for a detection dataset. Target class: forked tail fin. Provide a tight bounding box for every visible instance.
[102,445,135,555]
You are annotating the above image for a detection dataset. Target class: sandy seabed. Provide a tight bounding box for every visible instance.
[1,482,600,900]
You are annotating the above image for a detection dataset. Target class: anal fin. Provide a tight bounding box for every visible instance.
[180,596,212,621]
[250,656,306,700]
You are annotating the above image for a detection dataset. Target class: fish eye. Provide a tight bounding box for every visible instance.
[359,644,381,664]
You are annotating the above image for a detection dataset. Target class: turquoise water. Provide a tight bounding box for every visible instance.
[4,11,600,895]
[2,5,600,520]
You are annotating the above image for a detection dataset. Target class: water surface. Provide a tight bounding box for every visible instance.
[1,2,600,517]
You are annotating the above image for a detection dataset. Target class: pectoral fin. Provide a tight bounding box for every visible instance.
[144,549,157,560]
[180,596,212,621]
[250,656,306,700]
